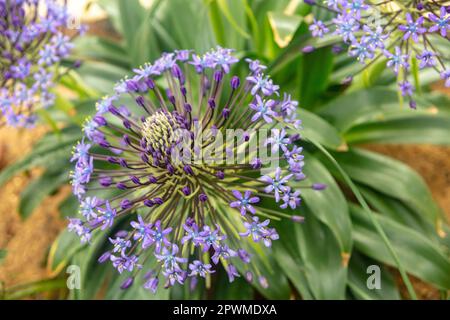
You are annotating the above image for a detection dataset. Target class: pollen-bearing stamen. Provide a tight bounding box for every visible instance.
[69,47,325,292]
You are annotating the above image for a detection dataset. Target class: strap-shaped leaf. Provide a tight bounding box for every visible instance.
[351,204,450,290]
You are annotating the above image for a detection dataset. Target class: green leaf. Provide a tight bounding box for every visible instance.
[351,204,450,290]
[298,153,352,253]
[267,12,302,48]
[298,47,334,108]
[344,114,450,145]
[317,88,434,132]
[0,127,80,188]
[48,230,86,272]
[213,271,254,300]
[273,226,314,299]
[73,36,130,69]
[118,0,145,49]
[328,148,444,229]
[297,212,347,299]
[347,252,400,300]
[0,249,7,264]
[19,166,68,219]
[297,108,345,150]
[217,0,250,39]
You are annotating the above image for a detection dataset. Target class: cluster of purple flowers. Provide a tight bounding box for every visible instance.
[68,47,324,292]
[306,0,450,108]
[0,0,83,128]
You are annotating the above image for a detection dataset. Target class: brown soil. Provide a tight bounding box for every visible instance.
[0,127,69,288]
[365,144,450,221]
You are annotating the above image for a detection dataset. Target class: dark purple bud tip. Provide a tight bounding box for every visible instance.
[136,96,146,108]
[342,76,353,85]
[304,0,315,5]
[93,115,107,126]
[115,230,128,238]
[291,215,305,223]
[208,98,216,109]
[216,171,225,179]
[184,103,192,113]
[301,45,315,53]
[123,119,131,129]
[121,199,132,210]
[120,277,134,290]
[144,199,155,207]
[98,251,111,263]
[184,165,194,175]
[446,6,450,14]
[222,108,230,119]
[199,193,208,202]
[117,182,127,190]
[332,45,343,54]
[409,100,417,109]
[145,78,155,89]
[312,183,327,191]
[153,197,164,205]
[148,175,157,183]
[130,175,141,185]
[230,76,240,89]
[259,276,269,289]
[182,186,191,196]
[73,60,82,68]
[214,70,223,82]
[416,2,424,10]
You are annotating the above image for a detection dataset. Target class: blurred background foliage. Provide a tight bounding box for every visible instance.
[1,0,449,300]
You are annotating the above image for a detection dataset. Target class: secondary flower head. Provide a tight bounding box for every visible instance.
[0,0,84,128]
[306,0,450,108]
[69,47,323,293]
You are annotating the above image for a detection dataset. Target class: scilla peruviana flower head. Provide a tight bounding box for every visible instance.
[68,47,325,292]
[306,0,450,108]
[0,0,85,128]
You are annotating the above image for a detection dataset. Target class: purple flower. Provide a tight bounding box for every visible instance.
[245,58,267,74]
[441,70,450,87]
[398,13,426,42]
[428,7,450,37]
[226,264,240,282]
[211,245,237,264]
[385,47,409,74]
[188,260,214,278]
[249,95,277,123]
[144,277,159,293]
[79,197,99,221]
[349,40,374,64]
[98,201,117,230]
[333,14,359,43]
[68,48,309,291]
[230,190,260,216]
[130,215,152,243]
[416,51,436,69]
[151,220,172,253]
[309,19,329,38]
[240,216,270,242]
[398,81,414,97]
[266,129,290,153]
[260,167,292,202]
[280,189,301,209]
[246,74,280,96]
[155,244,187,270]
[109,236,132,253]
